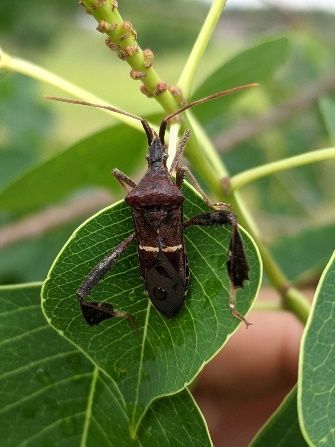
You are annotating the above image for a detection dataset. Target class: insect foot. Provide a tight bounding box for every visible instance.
[80,300,136,330]
[229,288,252,328]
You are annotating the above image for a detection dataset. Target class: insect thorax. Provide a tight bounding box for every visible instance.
[125,170,184,208]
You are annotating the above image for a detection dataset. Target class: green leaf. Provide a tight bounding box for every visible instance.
[270,223,335,283]
[0,123,146,213]
[298,251,335,446]
[0,222,80,285]
[319,97,335,143]
[192,36,289,121]
[251,387,307,447]
[138,389,211,446]
[0,283,212,446]
[42,184,262,432]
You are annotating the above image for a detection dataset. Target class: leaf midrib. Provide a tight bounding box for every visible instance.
[80,366,99,447]
[131,299,152,430]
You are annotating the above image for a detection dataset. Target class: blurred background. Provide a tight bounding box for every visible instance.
[1,0,334,286]
[0,1,335,445]
[1,0,334,285]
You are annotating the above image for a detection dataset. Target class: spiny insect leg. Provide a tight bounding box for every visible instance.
[77,233,136,327]
[112,168,137,191]
[228,287,252,329]
[176,165,231,211]
[184,210,251,327]
[169,129,191,174]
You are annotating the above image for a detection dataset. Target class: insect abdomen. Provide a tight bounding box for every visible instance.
[132,208,187,318]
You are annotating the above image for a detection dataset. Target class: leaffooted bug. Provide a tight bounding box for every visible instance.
[48,83,257,328]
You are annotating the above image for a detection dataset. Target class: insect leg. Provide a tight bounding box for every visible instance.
[169,129,191,174]
[112,168,137,191]
[176,166,231,212]
[77,233,136,327]
[184,211,251,327]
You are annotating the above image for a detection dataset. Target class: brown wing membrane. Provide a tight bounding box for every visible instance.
[145,251,186,318]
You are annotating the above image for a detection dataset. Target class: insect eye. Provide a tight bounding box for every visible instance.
[153,286,167,300]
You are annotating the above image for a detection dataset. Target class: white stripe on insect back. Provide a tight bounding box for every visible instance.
[139,244,183,252]
[139,245,159,252]
[162,244,183,252]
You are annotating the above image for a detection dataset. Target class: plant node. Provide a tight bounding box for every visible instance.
[92,0,107,10]
[111,0,119,11]
[140,85,154,98]
[121,21,137,40]
[105,38,119,51]
[117,49,128,60]
[143,49,154,68]
[155,81,168,96]
[130,69,146,80]
[97,20,115,33]
[125,44,139,57]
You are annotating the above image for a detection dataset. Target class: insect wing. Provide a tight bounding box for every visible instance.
[145,251,185,318]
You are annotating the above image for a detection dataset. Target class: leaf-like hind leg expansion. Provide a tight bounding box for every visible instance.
[184,210,251,327]
[80,300,136,330]
[77,233,136,327]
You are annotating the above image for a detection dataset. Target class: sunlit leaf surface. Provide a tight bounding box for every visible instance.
[0,283,212,446]
[42,185,262,429]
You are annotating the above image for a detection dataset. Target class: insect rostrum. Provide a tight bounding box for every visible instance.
[48,84,256,328]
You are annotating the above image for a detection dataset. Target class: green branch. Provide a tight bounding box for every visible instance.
[253,301,282,312]
[230,148,335,191]
[177,0,227,98]
[80,0,179,113]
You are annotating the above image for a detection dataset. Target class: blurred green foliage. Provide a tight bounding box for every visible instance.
[0,0,76,50]
[0,75,53,189]
[0,1,334,287]
[0,0,205,52]
[1,4,335,446]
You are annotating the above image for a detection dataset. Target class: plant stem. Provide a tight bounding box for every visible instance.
[167,123,181,170]
[253,301,282,312]
[177,0,227,98]
[230,148,335,191]
[284,287,310,324]
[80,0,179,113]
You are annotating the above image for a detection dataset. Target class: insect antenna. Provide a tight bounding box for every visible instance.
[159,82,259,144]
[45,96,155,145]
